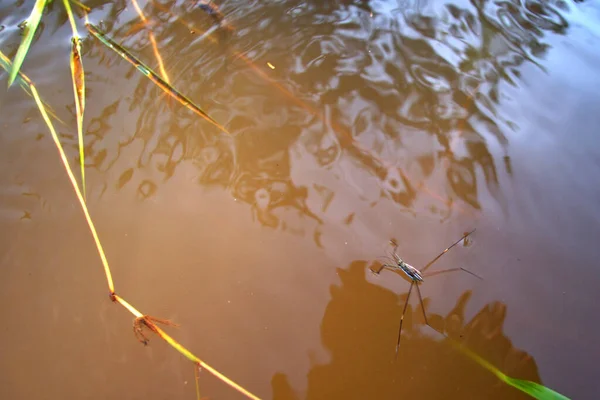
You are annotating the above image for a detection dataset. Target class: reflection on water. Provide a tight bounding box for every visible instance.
[66,0,571,237]
[272,261,540,399]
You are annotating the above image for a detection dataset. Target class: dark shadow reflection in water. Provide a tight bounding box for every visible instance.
[69,0,575,237]
[272,261,541,399]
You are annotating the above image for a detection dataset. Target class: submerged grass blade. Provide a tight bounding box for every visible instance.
[63,0,87,200]
[85,23,229,134]
[194,364,202,400]
[8,0,48,87]
[0,50,64,124]
[449,341,570,400]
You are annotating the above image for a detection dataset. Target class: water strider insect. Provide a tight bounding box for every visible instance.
[371,229,482,357]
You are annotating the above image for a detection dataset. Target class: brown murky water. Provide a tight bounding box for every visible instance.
[1,0,599,399]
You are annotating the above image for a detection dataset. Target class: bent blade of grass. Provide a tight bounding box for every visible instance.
[26,80,114,294]
[18,44,259,400]
[85,23,229,134]
[63,0,87,200]
[449,341,570,400]
[8,0,48,87]
[0,50,65,124]
[112,295,261,400]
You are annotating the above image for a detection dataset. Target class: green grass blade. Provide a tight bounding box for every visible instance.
[23,77,115,295]
[450,341,570,400]
[8,0,48,87]
[505,377,570,400]
[62,0,80,37]
[0,50,64,124]
[85,22,229,134]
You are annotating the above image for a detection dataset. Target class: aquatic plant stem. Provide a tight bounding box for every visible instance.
[85,22,229,134]
[63,0,87,201]
[15,60,261,400]
[28,83,114,293]
[194,364,202,400]
[63,0,79,36]
[113,295,261,400]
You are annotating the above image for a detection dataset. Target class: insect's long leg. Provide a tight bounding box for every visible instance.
[415,284,448,339]
[395,281,414,359]
[414,283,429,327]
[423,267,483,280]
[373,240,402,275]
[421,229,476,274]
[370,264,385,274]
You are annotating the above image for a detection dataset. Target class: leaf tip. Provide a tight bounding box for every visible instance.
[7,72,16,87]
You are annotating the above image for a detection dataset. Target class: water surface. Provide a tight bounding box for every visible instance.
[1,0,599,399]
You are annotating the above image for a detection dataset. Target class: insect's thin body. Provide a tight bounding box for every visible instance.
[372,229,481,358]
[385,257,423,283]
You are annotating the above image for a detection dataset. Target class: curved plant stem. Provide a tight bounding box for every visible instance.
[28,83,114,294]
[113,296,261,400]
[10,62,260,400]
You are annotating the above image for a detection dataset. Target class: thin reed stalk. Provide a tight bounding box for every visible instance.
[5,61,260,400]
[85,22,229,134]
[194,364,202,400]
[114,295,261,400]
